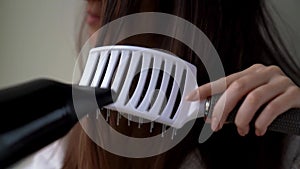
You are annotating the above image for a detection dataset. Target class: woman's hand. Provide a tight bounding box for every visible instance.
[186,64,300,136]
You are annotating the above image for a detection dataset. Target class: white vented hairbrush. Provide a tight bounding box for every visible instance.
[79,45,300,136]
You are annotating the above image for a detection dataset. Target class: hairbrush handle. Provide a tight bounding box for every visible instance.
[204,94,300,135]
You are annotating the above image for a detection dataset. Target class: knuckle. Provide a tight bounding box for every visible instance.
[265,65,283,74]
[251,64,265,71]
[246,92,261,105]
[230,80,246,91]
[276,76,292,85]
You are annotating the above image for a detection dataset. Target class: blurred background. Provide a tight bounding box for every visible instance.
[0,0,85,88]
[0,0,299,89]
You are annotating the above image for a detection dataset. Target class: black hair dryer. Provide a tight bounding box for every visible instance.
[0,79,114,168]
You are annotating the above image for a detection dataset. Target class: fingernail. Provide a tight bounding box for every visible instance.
[238,127,249,136]
[255,130,262,136]
[238,129,246,136]
[255,129,266,136]
[185,90,199,101]
[211,117,219,131]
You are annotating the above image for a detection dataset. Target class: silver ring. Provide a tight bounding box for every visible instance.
[204,97,211,121]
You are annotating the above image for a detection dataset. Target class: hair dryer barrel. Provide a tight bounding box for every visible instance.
[0,79,115,168]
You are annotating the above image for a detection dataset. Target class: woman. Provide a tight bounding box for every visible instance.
[18,0,300,169]
[60,0,300,169]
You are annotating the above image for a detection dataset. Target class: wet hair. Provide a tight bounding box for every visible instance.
[63,0,299,169]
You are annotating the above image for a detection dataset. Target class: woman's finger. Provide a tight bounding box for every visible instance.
[186,77,226,101]
[255,86,300,136]
[234,77,291,136]
[211,71,272,131]
[186,64,266,101]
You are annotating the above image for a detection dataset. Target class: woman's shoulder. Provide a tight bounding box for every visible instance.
[7,139,65,169]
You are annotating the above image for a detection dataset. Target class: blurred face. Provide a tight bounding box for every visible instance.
[86,0,101,35]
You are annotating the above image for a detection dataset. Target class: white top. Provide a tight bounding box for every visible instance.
[7,140,65,169]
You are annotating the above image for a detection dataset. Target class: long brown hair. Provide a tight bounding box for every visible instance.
[63,0,299,169]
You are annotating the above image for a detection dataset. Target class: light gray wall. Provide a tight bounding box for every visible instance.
[0,0,85,88]
[0,0,299,89]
